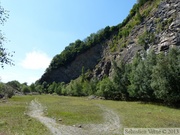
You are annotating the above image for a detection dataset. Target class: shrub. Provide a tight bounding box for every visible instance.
[0,83,14,98]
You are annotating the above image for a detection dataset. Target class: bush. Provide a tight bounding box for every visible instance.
[21,85,30,94]
[96,77,115,99]
[0,83,14,98]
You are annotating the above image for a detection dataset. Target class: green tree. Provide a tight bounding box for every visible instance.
[30,83,36,92]
[151,48,180,104]
[35,84,43,94]
[71,80,84,96]
[112,61,130,100]
[140,50,156,101]
[128,53,141,95]
[96,77,115,99]
[42,81,48,93]
[55,82,65,95]
[128,50,157,101]
[48,82,57,94]
[0,4,14,68]
[0,83,14,98]
[21,85,30,94]
[6,80,21,91]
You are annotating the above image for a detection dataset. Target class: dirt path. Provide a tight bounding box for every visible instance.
[28,99,121,135]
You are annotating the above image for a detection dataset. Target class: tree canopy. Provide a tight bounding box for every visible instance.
[0,4,14,68]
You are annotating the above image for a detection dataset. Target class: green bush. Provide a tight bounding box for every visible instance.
[0,83,14,98]
[21,85,30,94]
[96,77,115,99]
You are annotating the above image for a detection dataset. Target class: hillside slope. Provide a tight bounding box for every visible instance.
[38,0,180,84]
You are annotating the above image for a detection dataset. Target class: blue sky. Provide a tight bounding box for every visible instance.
[0,0,136,84]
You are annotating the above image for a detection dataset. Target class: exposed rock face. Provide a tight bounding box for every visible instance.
[127,0,180,53]
[39,44,104,83]
[39,0,180,84]
[91,0,180,80]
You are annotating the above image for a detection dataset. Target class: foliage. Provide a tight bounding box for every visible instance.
[128,50,156,101]
[6,80,21,91]
[0,4,14,68]
[96,77,115,99]
[137,0,149,6]
[0,83,14,98]
[46,26,112,73]
[21,84,31,94]
[122,48,179,105]
[35,84,43,94]
[29,83,36,92]
[112,61,130,100]
[138,30,155,49]
[151,49,180,104]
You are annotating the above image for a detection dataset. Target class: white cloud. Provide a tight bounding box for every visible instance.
[20,51,51,70]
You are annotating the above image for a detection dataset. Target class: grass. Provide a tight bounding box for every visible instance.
[0,95,180,135]
[94,100,180,128]
[37,95,103,125]
[0,96,50,135]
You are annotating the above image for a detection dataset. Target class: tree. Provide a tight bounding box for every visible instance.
[112,61,130,100]
[137,0,149,6]
[30,83,36,92]
[151,49,180,104]
[0,83,14,98]
[140,50,156,101]
[35,84,43,94]
[6,80,21,91]
[127,50,157,101]
[21,85,30,94]
[0,4,14,68]
[128,53,142,99]
[55,82,65,95]
[48,82,57,94]
[96,77,115,99]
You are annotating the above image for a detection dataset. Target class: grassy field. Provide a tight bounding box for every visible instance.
[0,96,50,135]
[0,95,180,135]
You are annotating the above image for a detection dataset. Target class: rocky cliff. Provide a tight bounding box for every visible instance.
[38,0,180,84]
[39,44,104,83]
[92,0,180,80]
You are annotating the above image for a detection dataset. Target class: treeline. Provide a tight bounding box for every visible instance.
[40,48,180,106]
[0,81,43,99]
[98,48,180,105]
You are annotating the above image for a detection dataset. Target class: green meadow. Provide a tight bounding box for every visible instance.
[0,95,180,135]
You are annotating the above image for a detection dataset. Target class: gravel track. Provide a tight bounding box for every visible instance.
[28,99,121,135]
